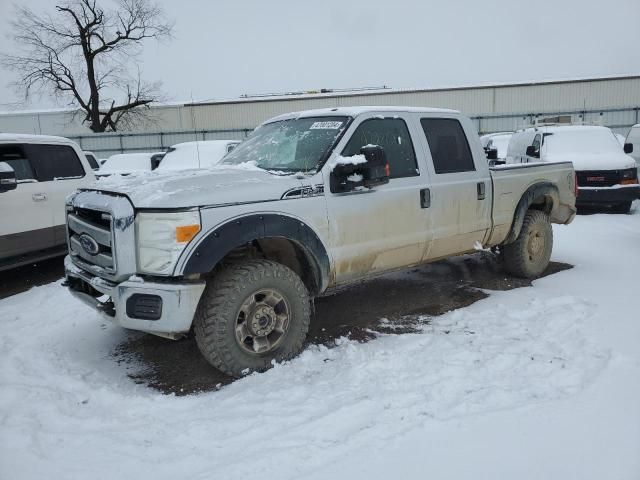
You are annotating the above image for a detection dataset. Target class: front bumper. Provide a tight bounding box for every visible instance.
[577,185,640,206]
[64,256,205,338]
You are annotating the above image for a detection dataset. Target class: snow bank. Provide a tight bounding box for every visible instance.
[1,203,639,479]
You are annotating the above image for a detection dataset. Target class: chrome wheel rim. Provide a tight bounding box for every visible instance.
[235,289,290,355]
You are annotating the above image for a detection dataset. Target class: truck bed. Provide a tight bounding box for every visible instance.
[487,161,576,245]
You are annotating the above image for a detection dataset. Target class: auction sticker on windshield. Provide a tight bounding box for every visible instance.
[310,121,343,129]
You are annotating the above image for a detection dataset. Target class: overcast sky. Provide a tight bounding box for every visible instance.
[0,0,639,109]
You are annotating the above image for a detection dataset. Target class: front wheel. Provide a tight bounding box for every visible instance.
[194,259,311,377]
[502,209,553,279]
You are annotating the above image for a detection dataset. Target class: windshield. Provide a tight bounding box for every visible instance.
[543,129,621,155]
[221,116,349,172]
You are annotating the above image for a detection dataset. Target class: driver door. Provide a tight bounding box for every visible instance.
[323,113,433,285]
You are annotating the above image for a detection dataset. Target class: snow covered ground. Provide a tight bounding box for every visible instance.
[1,204,639,480]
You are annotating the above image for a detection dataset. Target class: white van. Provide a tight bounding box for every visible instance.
[0,134,96,269]
[155,140,241,171]
[506,125,639,213]
[625,124,640,168]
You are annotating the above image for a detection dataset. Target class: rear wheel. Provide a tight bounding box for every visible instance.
[612,201,632,214]
[503,209,553,279]
[194,259,311,377]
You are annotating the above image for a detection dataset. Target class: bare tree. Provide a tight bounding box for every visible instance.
[2,0,173,132]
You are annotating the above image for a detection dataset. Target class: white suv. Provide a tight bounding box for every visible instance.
[0,134,96,270]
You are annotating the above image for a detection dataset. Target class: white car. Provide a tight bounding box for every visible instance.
[480,131,513,149]
[96,152,158,177]
[0,134,96,270]
[507,125,639,212]
[155,140,241,171]
[482,133,512,160]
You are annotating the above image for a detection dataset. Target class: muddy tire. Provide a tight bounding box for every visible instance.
[502,209,553,279]
[612,201,632,214]
[194,260,310,377]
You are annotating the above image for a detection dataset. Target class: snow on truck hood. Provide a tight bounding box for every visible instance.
[545,152,636,171]
[84,164,302,209]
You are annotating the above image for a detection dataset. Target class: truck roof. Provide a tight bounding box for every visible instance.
[265,106,459,124]
[0,133,76,144]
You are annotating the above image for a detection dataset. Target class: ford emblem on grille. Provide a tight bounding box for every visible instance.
[78,233,100,256]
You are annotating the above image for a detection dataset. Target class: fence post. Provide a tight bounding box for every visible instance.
[119,134,124,154]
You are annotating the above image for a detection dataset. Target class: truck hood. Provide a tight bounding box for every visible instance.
[545,152,636,171]
[83,166,304,209]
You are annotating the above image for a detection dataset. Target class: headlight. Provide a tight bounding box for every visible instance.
[136,210,201,275]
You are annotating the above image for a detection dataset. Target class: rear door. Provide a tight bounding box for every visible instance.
[25,144,88,246]
[0,144,55,260]
[324,113,433,284]
[417,116,492,260]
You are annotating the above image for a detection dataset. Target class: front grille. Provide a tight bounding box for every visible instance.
[67,208,115,272]
[576,169,623,187]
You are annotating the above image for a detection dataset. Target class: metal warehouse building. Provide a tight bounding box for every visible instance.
[1,74,639,158]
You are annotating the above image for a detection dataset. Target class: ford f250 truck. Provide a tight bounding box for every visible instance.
[64,107,577,377]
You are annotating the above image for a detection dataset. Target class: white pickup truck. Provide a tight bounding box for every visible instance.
[0,134,96,270]
[64,106,577,377]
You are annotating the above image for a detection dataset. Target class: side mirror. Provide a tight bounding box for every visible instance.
[624,143,634,154]
[486,148,498,160]
[0,162,17,193]
[330,145,390,193]
[525,145,539,158]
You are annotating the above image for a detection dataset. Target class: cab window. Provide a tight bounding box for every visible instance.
[342,117,418,179]
[25,144,85,181]
[0,145,36,181]
[420,118,475,174]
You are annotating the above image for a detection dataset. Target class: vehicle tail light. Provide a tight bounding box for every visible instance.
[574,171,578,197]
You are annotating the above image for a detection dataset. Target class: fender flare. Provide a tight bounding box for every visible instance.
[182,213,331,293]
[504,182,559,244]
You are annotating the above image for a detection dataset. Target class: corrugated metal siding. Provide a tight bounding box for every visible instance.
[1,77,639,137]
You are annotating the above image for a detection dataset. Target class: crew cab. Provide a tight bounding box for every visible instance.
[63,107,576,377]
[0,134,96,270]
[506,125,639,213]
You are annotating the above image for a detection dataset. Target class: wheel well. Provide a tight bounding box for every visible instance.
[529,193,554,214]
[216,237,321,296]
[504,183,558,244]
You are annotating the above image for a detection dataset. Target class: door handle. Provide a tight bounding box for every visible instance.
[477,182,486,200]
[32,193,47,202]
[420,188,431,208]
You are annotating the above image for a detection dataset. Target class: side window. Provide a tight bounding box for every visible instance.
[26,144,85,181]
[531,134,541,151]
[0,145,36,181]
[84,153,99,170]
[420,118,475,174]
[342,118,418,179]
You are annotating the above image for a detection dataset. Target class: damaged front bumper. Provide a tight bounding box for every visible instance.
[64,256,206,339]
